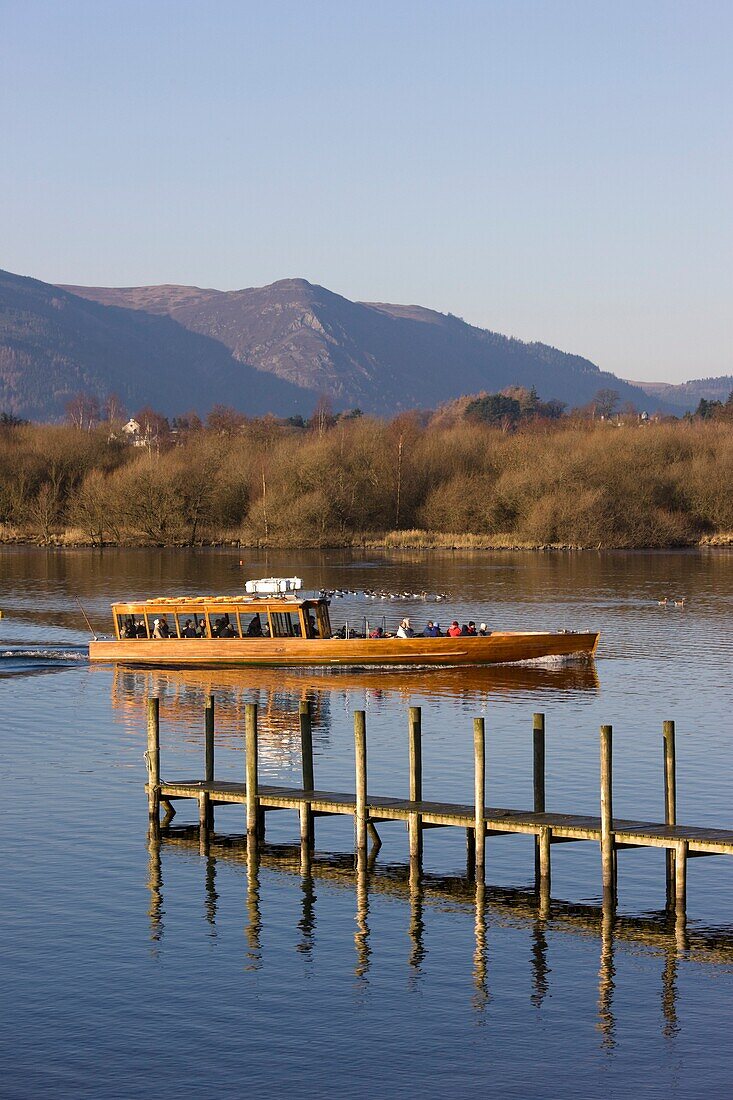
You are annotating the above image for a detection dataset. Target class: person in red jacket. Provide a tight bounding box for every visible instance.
[447,620,462,637]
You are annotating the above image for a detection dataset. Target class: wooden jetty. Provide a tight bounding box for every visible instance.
[145,695,733,921]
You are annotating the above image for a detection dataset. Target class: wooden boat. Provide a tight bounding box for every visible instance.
[88,581,600,668]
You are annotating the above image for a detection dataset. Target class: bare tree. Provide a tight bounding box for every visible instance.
[66,392,100,431]
[593,388,621,420]
[310,395,335,437]
[104,393,125,426]
[206,405,246,437]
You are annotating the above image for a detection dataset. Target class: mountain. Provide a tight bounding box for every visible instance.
[62,277,664,415]
[0,269,314,420]
[0,267,672,421]
[629,377,733,413]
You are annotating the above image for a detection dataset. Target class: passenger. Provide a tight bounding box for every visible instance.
[369,626,384,638]
[159,618,170,638]
[246,614,263,637]
[222,621,236,637]
[447,620,462,637]
[123,618,136,638]
[460,623,469,636]
[423,620,440,637]
[307,613,318,638]
[182,619,197,637]
[196,618,208,638]
[466,621,477,636]
[396,617,415,638]
[152,618,164,639]
[211,616,223,637]
[136,620,147,638]
[478,622,489,636]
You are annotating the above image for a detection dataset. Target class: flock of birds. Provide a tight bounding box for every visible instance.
[658,597,686,607]
[319,588,451,601]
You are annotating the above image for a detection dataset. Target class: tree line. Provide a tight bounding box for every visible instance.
[0,388,732,548]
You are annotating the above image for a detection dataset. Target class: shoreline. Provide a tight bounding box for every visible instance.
[1,527,732,551]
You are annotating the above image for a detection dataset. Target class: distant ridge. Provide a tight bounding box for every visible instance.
[629,376,733,413]
[0,266,682,421]
[62,276,663,415]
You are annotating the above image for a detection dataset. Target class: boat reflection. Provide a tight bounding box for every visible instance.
[113,660,598,731]
[113,661,598,768]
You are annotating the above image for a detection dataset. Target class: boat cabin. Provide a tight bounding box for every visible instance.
[111,594,332,641]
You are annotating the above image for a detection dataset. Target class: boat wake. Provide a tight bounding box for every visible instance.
[0,645,88,675]
[504,653,594,668]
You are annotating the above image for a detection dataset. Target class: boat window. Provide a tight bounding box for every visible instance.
[118,614,138,639]
[151,615,172,639]
[243,613,264,637]
[210,612,237,637]
[269,611,301,638]
[304,609,320,639]
[316,604,331,639]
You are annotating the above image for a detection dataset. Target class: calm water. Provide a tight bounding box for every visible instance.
[2,547,733,1098]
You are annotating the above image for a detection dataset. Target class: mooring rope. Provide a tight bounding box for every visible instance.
[143,749,162,791]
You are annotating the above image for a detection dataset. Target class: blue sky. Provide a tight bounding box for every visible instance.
[1,0,731,382]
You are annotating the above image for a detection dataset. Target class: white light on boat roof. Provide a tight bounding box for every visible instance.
[244,576,302,594]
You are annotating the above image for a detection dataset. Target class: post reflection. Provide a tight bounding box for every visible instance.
[245,842,262,970]
[147,830,733,1040]
[147,824,163,946]
[597,911,616,1049]
[204,855,218,933]
[408,861,426,982]
[297,858,316,960]
[661,950,679,1038]
[530,917,549,1009]
[473,883,489,1012]
[354,862,371,982]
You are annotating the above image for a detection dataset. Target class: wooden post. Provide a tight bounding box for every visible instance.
[466,828,476,877]
[205,695,215,781]
[198,792,209,831]
[538,824,551,917]
[299,700,314,848]
[202,694,215,831]
[474,717,485,884]
[533,712,546,888]
[675,838,688,916]
[354,710,368,860]
[600,724,615,911]
[146,697,160,830]
[408,706,423,861]
[663,720,677,909]
[245,702,260,842]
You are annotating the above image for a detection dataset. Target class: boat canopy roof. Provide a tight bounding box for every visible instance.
[111,594,325,615]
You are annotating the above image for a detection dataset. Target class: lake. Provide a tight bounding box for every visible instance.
[2,546,733,1098]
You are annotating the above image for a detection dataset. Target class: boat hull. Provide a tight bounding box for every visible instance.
[89,630,599,668]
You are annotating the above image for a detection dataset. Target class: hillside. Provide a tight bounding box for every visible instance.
[0,270,314,420]
[62,277,663,415]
